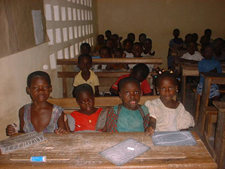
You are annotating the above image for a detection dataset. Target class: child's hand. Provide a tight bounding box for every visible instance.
[54,128,68,135]
[6,123,18,136]
[145,126,155,136]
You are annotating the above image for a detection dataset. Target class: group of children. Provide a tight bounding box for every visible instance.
[6,69,194,136]
[168,28,223,102]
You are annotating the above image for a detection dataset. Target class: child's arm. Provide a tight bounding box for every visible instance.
[145,117,156,136]
[18,107,25,133]
[55,112,68,135]
[95,86,100,97]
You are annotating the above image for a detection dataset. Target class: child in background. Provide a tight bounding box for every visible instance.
[106,77,152,134]
[197,44,222,101]
[106,38,114,54]
[108,48,129,70]
[80,43,91,55]
[6,71,67,136]
[180,41,203,62]
[110,63,152,96]
[93,34,105,55]
[112,34,122,49]
[67,84,105,132]
[139,33,147,48]
[145,71,194,133]
[204,29,214,44]
[142,38,155,57]
[168,29,184,69]
[200,35,210,52]
[73,54,100,97]
[213,38,225,62]
[105,30,112,42]
[95,46,111,69]
[123,39,134,58]
[129,42,143,69]
[127,33,135,43]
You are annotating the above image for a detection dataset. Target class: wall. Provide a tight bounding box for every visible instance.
[97,0,225,68]
[0,0,98,140]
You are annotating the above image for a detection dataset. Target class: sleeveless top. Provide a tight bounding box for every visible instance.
[23,103,63,133]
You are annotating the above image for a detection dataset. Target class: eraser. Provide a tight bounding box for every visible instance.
[127,147,134,151]
[30,156,46,162]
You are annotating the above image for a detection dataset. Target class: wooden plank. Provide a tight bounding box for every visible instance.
[48,95,159,110]
[58,71,154,78]
[212,101,225,169]
[57,58,163,65]
[0,132,217,168]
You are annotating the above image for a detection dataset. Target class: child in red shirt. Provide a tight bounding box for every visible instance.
[67,84,106,132]
[109,63,152,96]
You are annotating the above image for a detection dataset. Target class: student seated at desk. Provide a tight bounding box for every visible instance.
[6,71,67,136]
[145,71,195,134]
[197,44,222,102]
[92,34,104,56]
[93,46,111,69]
[123,39,133,58]
[110,63,152,96]
[128,42,143,69]
[106,77,152,135]
[139,33,147,49]
[180,41,203,63]
[73,54,100,97]
[107,48,129,70]
[66,84,106,132]
[142,38,155,57]
[127,32,135,43]
[213,38,225,62]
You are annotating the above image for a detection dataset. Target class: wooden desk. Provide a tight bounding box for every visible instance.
[180,62,199,104]
[180,62,225,105]
[57,58,163,66]
[197,73,225,134]
[212,101,225,169]
[0,132,217,168]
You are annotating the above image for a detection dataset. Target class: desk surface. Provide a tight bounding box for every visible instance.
[0,132,217,168]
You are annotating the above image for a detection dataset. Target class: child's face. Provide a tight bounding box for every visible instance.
[106,40,114,49]
[128,34,135,42]
[78,57,92,71]
[132,44,143,58]
[97,36,104,45]
[157,77,177,103]
[203,46,213,60]
[119,82,141,110]
[187,42,196,55]
[99,49,110,58]
[80,46,91,55]
[27,77,52,102]
[139,35,146,44]
[114,51,123,58]
[76,91,95,113]
[124,42,132,52]
[144,40,152,50]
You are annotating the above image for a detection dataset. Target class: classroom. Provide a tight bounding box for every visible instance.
[0,0,225,168]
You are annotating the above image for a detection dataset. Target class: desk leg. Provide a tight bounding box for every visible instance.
[63,78,67,98]
[181,75,186,104]
[197,78,211,134]
[215,109,225,168]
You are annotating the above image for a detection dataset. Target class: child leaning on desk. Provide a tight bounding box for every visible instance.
[66,84,107,132]
[145,71,195,134]
[197,44,222,102]
[105,77,153,135]
[6,71,67,136]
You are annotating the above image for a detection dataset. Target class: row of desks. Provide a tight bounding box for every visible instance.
[0,132,217,168]
[57,58,162,97]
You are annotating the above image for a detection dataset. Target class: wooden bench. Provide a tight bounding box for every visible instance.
[57,58,162,97]
[48,95,159,114]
